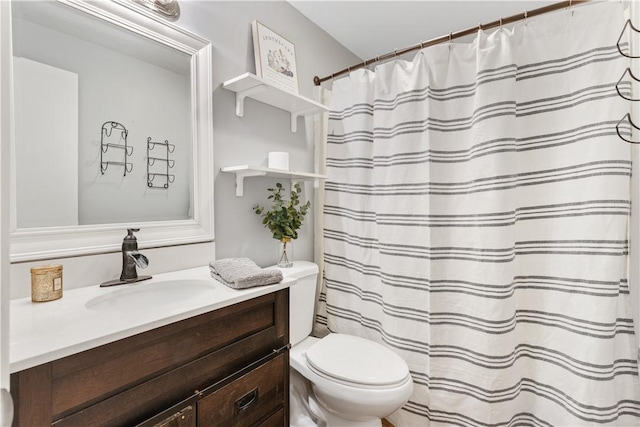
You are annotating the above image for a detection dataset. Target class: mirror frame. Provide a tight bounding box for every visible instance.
[8,0,214,262]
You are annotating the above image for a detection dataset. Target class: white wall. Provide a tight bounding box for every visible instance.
[13,58,78,228]
[0,0,12,399]
[9,1,359,298]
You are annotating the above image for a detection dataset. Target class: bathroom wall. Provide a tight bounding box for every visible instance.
[8,1,359,298]
[178,1,359,266]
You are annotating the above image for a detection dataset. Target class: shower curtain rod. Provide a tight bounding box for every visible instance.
[313,0,589,86]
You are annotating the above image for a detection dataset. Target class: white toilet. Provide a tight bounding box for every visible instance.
[277,261,414,427]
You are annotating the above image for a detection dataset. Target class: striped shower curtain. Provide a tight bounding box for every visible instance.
[316,2,640,426]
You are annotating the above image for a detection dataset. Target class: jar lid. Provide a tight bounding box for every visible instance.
[30,265,63,273]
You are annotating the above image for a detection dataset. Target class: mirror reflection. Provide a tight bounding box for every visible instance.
[12,0,193,228]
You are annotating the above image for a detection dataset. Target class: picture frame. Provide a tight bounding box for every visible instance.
[252,20,299,94]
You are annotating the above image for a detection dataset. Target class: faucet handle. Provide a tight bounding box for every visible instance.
[125,228,140,240]
[124,229,140,245]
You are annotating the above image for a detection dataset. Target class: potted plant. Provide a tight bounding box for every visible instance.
[253,182,311,267]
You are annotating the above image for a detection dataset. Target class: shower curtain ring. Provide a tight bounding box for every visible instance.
[500,17,503,28]
[394,48,398,57]
[524,10,528,25]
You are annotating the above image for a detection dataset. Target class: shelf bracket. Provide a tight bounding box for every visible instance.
[233,170,267,197]
[235,85,267,117]
[290,108,318,132]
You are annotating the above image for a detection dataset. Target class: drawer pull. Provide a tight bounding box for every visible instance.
[234,387,259,414]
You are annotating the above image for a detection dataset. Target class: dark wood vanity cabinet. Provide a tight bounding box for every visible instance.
[10,289,289,427]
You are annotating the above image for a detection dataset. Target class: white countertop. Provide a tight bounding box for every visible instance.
[10,266,293,373]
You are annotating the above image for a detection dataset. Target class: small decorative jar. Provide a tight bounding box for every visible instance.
[30,265,63,302]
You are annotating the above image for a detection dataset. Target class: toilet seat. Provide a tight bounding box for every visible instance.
[305,334,410,389]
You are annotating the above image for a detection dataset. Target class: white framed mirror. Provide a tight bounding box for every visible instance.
[8,0,213,262]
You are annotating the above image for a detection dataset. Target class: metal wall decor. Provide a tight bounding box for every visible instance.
[615,19,640,144]
[100,121,133,175]
[147,137,175,189]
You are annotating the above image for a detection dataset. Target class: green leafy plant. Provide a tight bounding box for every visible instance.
[253,182,311,241]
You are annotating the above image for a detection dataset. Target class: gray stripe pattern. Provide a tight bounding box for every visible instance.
[317,4,640,426]
[324,200,631,228]
[327,122,624,167]
[323,253,628,298]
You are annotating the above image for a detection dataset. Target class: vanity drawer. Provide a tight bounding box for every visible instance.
[197,352,286,427]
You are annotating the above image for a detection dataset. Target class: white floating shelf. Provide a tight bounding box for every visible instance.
[221,165,327,197]
[222,73,329,132]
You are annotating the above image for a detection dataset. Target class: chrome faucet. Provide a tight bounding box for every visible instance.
[100,228,152,287]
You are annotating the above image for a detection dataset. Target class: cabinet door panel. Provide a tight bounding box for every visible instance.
[197,353,285,427]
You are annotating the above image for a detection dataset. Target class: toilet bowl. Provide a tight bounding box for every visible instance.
[291,335,413,426]
[273,261,413,427]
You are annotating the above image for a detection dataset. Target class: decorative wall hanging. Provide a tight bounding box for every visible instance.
[147,137,175,189]
[251,20,299,94]
[100,121,133,175]
[615,19,640,144]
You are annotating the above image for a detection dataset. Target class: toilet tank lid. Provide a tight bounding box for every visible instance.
[268,261,319,280]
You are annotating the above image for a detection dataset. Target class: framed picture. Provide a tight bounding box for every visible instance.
[252,20,299,94]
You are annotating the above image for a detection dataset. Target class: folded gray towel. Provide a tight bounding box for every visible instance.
[209,257,283,289]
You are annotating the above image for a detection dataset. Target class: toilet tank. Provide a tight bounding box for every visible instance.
[273,261,319,346]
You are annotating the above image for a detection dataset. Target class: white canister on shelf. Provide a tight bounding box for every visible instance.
[268,151,289,171]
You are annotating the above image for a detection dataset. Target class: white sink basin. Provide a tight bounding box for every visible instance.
[85,279,217,312]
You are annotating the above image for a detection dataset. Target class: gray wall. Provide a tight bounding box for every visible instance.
[10,1,359,298]
[178,1,359,266]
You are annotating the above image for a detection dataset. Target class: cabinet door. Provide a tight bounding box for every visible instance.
[152,406,195,427]
[197,353,285,426]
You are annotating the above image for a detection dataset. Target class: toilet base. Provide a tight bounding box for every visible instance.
[290,369,321,427]
[291,368,384,427]
[308,394,382,427]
